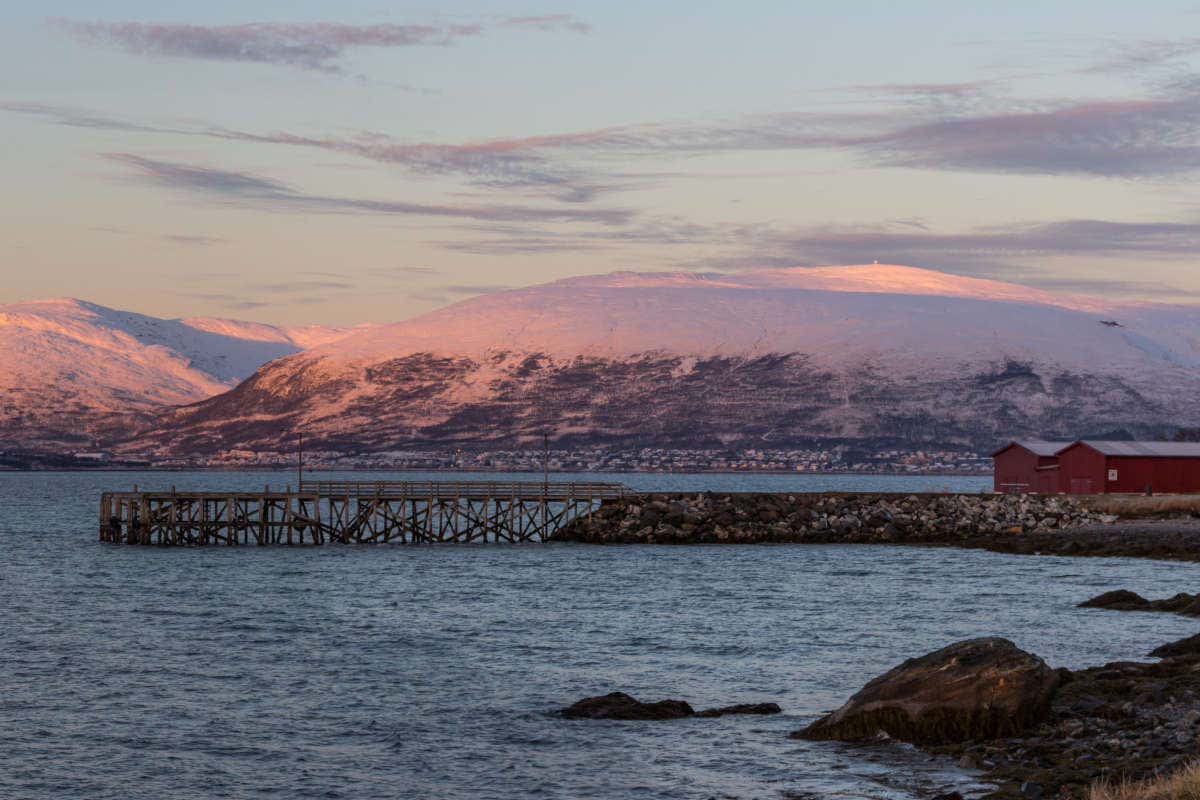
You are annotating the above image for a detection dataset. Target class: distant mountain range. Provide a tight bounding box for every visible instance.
[0,297,367,448]
[47,263,1193,458]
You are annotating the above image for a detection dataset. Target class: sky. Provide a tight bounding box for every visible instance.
[4,1,1200,324]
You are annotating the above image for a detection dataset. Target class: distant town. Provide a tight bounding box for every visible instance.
[0,446,992,474]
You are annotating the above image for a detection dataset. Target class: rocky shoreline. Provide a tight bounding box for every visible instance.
[934,651,1200,798]
[551,492,1200,561]
[791,630,1200,798]
[559,630,1200,799]
[551,495,1200,797]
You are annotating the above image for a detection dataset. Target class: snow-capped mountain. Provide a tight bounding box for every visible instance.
[136,264,1200,456]
[0,298,360,448]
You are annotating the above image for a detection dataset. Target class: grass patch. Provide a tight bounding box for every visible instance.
[1090,762,1200,800]
[1080,495,1200,518]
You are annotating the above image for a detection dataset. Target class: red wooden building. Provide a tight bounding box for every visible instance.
[991,440,1069,494]
[1056,441,1200,494]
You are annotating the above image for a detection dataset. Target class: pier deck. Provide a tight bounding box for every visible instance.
[99,480,628,546]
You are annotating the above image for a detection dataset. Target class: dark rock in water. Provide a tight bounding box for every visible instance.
[695,702,782,718]
[1079,589,1200,617]
[792,637,1060,745]
[1078,589,1151,610]
[931,793,964,800]
[560,692,694,720]
[1019,781,1044,799]
[1149,632,1200,659]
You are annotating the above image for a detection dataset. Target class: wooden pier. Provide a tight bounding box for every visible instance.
[99,480,629,546]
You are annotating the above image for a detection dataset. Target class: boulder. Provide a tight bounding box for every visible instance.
[1149,632,1200,659]
[1080,590,1200,617]
[1078,589,1153,611]
[560,692,694,720]
[793,637,1060,745]
[696,702,782,718]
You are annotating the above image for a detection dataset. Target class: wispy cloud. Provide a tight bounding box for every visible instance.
[48,15,590,74]
[103,153,632,225]
[1084,37,1200,75]
[441,283,511,296]
[177,291,270,310]
[249,279,354,293]
[367,266,441,277]
[90,225,226,246]
[437,213,1200,295]
[24,87,1200,192]
[855,98,1200,177]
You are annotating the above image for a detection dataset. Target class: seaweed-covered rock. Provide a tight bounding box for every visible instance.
[793,638,1060,745]
[560,692,694,720]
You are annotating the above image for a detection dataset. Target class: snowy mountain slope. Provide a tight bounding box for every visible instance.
[135,264,1200,456]
[0,298,355,447]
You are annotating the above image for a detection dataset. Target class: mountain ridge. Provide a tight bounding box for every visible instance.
[120,264,1200,457]
[0,296,363,448]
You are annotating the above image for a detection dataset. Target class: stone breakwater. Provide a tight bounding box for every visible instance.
[552,492,1111,545]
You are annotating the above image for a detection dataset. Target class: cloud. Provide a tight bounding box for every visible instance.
[177,291,270,310]
[441,284,511,296]
[49,15,590,74]
[367,266,441,277]
[684,217,1200,284]
[103,153,632,225]
[436,213,1200,296]
[1085,38,1200,75]
[163,234,225,246]
[249,279,354,293]
[89,225,225,246]
[501,15,591,34]
[854,98,1200,177]
[15,46,1200,194]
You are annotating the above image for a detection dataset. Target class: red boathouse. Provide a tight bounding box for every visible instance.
[1056,441,1200,494]
[991,440,1069,494]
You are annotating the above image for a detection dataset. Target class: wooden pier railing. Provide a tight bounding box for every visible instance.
[99,481,629,546]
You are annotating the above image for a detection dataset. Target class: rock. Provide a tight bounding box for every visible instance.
[792,638,1061,745]
[560,692,694,720]
[1080,590,1200,617]
[1020,781,1044,799]
[695,702,782,718]
[1149,632,1200,659]
[932,793,965,800]
[1079,589,1152,610]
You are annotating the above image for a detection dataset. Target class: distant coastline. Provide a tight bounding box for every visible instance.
[0,464,990,476]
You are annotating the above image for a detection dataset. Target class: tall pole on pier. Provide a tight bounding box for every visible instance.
[541,431,549,536]
[297,432,303,486]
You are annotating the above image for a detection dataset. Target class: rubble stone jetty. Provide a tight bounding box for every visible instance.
[551,492,1108,545]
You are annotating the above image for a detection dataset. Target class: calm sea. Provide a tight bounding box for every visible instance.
[3,470,1198,800]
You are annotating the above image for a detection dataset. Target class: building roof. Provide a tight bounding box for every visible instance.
[1071,440,1200,457]
[991,440,1072,457]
